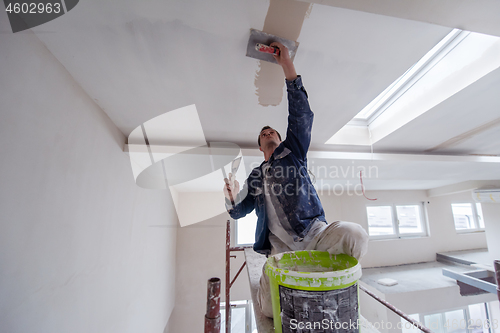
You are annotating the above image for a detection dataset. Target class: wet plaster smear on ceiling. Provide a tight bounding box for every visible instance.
[255,0,312,106]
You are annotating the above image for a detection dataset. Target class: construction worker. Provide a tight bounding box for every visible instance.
[223,42,369,318]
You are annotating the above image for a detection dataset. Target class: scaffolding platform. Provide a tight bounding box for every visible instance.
[244,248,274,333]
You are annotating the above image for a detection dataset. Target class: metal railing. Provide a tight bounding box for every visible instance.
[359,284,434,333]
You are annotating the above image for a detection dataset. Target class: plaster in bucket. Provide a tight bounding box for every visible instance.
[265,250,362,333]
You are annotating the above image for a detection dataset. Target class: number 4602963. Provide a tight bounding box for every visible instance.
[5,2,62,14]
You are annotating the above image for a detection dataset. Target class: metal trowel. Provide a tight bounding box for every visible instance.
[245,29,299,64]
[222,156,242,207]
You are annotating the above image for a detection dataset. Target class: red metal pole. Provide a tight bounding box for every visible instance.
[205,278,221,333]
[360,285,434,333]
[225,220,231,333]
[230,262,247,289]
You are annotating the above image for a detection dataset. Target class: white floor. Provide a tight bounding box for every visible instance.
[361,248,493,295]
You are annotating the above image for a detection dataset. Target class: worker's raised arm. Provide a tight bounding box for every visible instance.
[270,42,297,81]
[271,42,313,162]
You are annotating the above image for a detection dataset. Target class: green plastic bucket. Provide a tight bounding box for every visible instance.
[265,250,362,333]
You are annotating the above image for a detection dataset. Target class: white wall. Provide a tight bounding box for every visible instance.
[0,20,177,333]
[481,203,500,263]
[319,190,488,268]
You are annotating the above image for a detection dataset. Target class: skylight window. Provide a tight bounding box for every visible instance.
[326,29,500,145]
[352,66,412,121]
[353,29,463,123]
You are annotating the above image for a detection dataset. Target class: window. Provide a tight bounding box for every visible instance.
[408,301,499,333]
[451,203,485,232]
[397,205,424,235]
[326,29,500,146]
[235,214,257,246]
[444,309,465,333]
[366,203,427,239]
[469,303,489,333]
[220,300,257,333]
[401,314,422,333]
[367,206,394,236]
[425,313,446,333]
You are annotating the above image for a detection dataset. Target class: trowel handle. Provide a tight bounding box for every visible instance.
[255,43,280,56]
[222,168,235,207]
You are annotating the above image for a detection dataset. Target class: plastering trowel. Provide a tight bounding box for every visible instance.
[222,157,242,207]
[245,29,299,64]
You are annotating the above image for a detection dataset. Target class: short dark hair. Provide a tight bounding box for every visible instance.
[258,126,281,146]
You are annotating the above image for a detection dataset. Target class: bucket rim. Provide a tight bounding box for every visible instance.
[265,250,361,279]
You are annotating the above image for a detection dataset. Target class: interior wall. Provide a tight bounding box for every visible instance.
[0,22,177,333]
[319,190,488,268]
[481,203,500,263]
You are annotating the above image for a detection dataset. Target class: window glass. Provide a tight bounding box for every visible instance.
[425,313,446,333]
[487,300,500,333]
[236,214,257,245]
[469,304,488,333]
[413,302,498,333]
[367,206,394,236]
[230,307,246,332]
[401,314,422,333]
[220,301,254,333]
[451,203,474,230]
[397,205,423,234]
[444,309,465,333]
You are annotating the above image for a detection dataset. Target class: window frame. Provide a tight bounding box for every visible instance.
[451,202,485,234]
[220,300,256,333]
[412,301,496,333]
[366,202,428,240]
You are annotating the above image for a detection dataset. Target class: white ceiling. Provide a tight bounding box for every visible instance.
[29,0,500,191]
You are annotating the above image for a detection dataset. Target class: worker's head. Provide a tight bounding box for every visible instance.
[258,126,282,151]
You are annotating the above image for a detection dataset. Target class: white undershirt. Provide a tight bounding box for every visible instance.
[262,161,326,252]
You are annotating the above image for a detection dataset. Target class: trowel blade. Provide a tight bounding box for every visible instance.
[231,157,242,177]
[246,29,299,64]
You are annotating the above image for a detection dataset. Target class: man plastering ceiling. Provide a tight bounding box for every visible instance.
[223,42,369,317]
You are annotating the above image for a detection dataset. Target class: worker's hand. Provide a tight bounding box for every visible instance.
[223,173,239,203]
[270,42,291,66]
[270,42,297,81]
